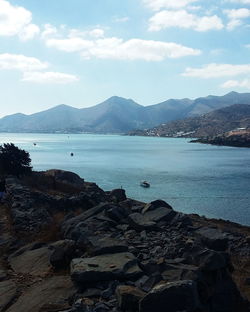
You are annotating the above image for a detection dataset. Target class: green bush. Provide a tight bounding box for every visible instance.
[0,143,32,177]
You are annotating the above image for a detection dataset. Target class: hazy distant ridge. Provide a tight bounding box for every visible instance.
[1,92,250,133]
[129,103,250,138]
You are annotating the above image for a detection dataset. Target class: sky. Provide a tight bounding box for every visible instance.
[0,0,250,117]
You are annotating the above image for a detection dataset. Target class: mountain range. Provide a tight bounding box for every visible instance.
[1,91,250,133]
[129,104,250,138]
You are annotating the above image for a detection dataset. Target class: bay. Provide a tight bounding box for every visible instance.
[0,133,250,225]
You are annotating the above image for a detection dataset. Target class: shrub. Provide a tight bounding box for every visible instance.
[0,143,32,177]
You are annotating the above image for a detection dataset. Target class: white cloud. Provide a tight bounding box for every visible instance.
[143,0,198,11]
[21,71,79,84]
[41,24,58,39]
[0,0,39,40]
[148,10,224,32]
[226,0,250,4]
[227,19,243,30]
[19,24,40,41]
[0,53,79,84]
[46,38,94,53]
[0,53,48,71]
[68,28,105,39]
[221,79,250,88]
[224,8,250,19]
[224,8,250,30]
[45,36,201,61]
[182,63,250,78]
[89,28,105,38]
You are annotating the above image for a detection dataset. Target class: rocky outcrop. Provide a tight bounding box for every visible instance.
[71,252,142,284]
[0,170,249,312]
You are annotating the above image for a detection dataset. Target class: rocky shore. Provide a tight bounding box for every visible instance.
[0,169,250,312]
[190,130,250,148]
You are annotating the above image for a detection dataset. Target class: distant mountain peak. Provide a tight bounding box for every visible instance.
[105,96,138,104]
[0,91,250,134]
[227,91,239,95]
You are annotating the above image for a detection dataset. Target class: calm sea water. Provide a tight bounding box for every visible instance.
[0,133,249,225]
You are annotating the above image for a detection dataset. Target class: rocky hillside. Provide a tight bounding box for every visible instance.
[129,104,250,138]
[1,92,250,133]
[191,129,250,148]
[0,169,250,311]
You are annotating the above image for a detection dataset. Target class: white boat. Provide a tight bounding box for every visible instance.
[140,181,150,188]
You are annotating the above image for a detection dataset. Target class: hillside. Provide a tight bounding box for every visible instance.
[191,129,250,148]
[1,92,250,133]
[0,170,250,311]
[129,104,250,138]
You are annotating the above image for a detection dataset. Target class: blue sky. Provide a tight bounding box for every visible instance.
[0,0,250,117]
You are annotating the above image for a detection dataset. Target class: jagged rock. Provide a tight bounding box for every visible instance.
[144,207,176,223]
[49,239,76,270]
[194,249,227,271]
[142,200,172,215]
[135,274,162,292]
[169,212,193,227]
[110,189,127,202]
[195,227,228,251]
[62,203,111,237]
[127,213,156,231]
[139,280,200,312]
[116,285,146,311]
[44,169,85,189]
[0,280,17,311]
[71,252,142,284]
[161,263,200,282]
[7,276,75,312]
[8,245,52,276]
[104,204,130,223]
[85,235,128,256]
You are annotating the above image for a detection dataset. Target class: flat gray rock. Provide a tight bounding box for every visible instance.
[7,276,75,312]
[86,235,128,256]
[139,280,200,312]
[8,246,52,276]
[144,207,176,223]
[71,252,142,283]
[0,280,17,311]
[127,213,156,231]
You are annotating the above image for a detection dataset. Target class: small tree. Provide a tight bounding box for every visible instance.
[0,143,32,177]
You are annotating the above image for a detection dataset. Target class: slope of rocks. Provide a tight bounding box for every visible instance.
[0,170,249,312]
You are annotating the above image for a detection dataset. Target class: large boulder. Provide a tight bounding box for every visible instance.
[62,203,111,238]
[49,240,76,270]
[109,189,127,203]
[71,252,142,284]
[127,213,157,231]
[195,227,228,251]
[139,280,200,312]
[8,245,52,276]
[85,235,128,256]
[7,276,75,312]
[144,207,176,223]
[142,200,172,215]
[194,249,227,271]
[44,169,85,190]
